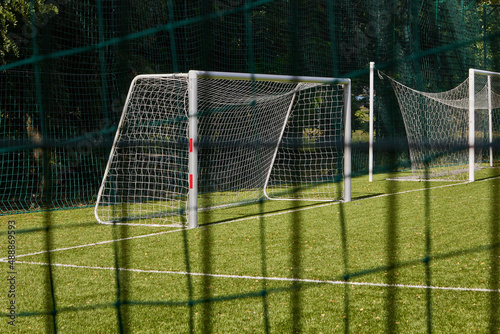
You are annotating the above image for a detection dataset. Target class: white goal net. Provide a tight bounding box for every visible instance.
[95,71,351,227]
[380,69,500,181]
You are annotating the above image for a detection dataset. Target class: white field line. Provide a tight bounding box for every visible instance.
[6,260,500,294]
[3,175,499,262]
[0,229,183,261]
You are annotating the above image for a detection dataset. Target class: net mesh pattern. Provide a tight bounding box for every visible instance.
[96,76,190,226]
[96,75,347,225]
[266,84,345,199]
[385,73,500,181]
[1,1,499,332]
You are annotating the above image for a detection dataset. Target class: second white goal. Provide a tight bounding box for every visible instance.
[370,66,500,182]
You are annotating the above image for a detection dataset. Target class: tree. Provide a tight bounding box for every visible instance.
[0,0,58,63]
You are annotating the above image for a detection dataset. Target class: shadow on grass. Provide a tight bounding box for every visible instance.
[197,193,386,227]
[197,200,328,227]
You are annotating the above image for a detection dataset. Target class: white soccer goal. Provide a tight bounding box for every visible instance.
[95,71,352,228]
[369,64,500,182]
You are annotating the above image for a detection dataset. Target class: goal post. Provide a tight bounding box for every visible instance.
[468,68,500,181]
[188,71,198,228]
[369,62,375,182]
[95,71,352,228]
[369,63,500,182]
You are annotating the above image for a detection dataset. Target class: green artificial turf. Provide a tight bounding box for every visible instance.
[0,169,499,333]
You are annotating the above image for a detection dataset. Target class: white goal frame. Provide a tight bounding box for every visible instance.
[95,71,352,228]
[368,64,499,182]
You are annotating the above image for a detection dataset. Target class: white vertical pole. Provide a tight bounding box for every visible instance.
[344,80,352,202]
[488,75,493,167]
[188,71,199,228]
[469,69,475,182]
[369,62,375,182]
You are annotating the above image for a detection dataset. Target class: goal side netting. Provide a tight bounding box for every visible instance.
[95,72,351,227]
[380,70,500,181]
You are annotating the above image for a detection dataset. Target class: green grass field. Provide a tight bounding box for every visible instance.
[1,169,499,333]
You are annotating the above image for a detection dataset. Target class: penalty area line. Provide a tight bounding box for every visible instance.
[10,260,500,294]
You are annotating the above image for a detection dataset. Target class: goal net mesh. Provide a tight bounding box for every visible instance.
[384,73,500,181]
[96,75,347,225]
[96,77,190,225]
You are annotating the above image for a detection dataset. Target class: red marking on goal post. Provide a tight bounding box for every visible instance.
[189,138,194,188]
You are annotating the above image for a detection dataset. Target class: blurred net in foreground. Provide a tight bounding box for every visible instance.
[0,1,498,333]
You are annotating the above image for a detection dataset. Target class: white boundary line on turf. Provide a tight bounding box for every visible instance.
[8,260,500,293]
[0,229,183,261]
[5,175,500,262]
